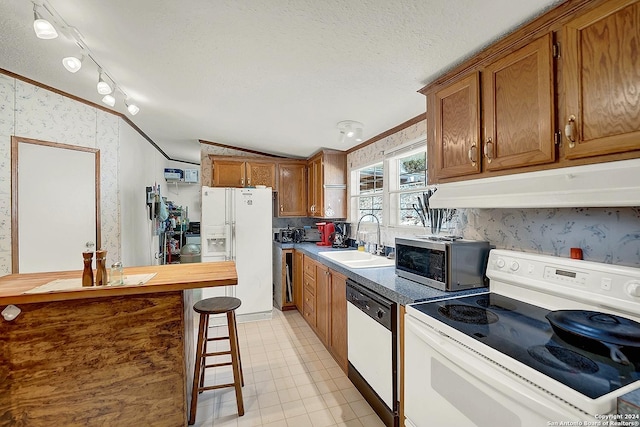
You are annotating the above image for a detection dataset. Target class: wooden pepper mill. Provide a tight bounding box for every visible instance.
[82,251,94,287]
[95,249,108,286]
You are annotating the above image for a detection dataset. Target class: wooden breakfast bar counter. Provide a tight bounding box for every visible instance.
[0,262,238,427]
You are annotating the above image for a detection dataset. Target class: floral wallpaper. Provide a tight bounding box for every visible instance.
[0,75,124,276]
[346,118,640,267]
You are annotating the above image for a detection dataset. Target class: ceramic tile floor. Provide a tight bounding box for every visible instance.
[190,309,385,427]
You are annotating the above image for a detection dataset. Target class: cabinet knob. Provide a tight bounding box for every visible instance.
[468,143,477,166]
[483,138,493,163]
[565,115,576,148]
[241,178,244,186]
[280,204,284,212]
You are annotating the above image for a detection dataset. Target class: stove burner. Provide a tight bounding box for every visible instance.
[438,304,499,324]
[475,296,517,311]
[528,345,599,374]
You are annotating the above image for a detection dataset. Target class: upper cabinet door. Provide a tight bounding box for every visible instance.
[563,0,640,159]
[432,72,481,180]
[246,161,276,188]
[482,33,556,171]
[212,159,245,187]
[278,162,307,216]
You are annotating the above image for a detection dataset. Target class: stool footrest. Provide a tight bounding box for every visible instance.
[207,336,230,342]
[204,351,231,357]
[205,362,232,368]
[199,383,235,392]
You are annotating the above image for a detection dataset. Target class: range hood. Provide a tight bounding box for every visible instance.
[429,158,640,209]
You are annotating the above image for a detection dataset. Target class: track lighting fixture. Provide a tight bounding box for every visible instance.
[31,1,141,115]
[102,94,116,107]
[337,120,364,144]
[62,56,83,73]
[125,100,140,116]
[32,5,58,39]
[97,71,112,95]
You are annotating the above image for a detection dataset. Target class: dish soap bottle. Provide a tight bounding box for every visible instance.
[95,249,108,286]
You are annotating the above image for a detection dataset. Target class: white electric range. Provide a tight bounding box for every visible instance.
[404,249,640,427]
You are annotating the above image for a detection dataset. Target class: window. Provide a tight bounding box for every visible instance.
[350,138,451,232]
[396,151,428,226]
[352,163,383,223]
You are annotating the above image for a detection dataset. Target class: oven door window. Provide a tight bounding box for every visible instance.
[396,243,446,284]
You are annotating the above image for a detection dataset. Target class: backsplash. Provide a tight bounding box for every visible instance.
[346,119,640,268]
[460,207,640,267]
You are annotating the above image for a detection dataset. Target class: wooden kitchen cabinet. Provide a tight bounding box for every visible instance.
[422,0,640,185]
[212,157,277,188]
[429,34,555,182]
[307,150,347,218]
[562,0,640,160]
[294,250,304,313]
[431,72,481,180]
[277,161,307,217]
[302,255,317,327]
[328,269,348,372]
[299,255,348,371]
[315,263,330,346]
[482,33,555,171]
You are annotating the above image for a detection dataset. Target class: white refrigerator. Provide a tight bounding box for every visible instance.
[200,186,273,322]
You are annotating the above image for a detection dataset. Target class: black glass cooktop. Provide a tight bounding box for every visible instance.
[412,293,640,399]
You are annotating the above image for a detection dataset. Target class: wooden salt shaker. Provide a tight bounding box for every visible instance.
[95,250,108,286]
[82,251,94,287]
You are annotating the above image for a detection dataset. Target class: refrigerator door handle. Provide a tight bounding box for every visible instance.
[231,221,236,260]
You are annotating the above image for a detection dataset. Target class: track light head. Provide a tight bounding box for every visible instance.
[62,56,83,73]
[33,6,58,40]
[97,71,112,95]
[102,94,115,107]
[125,100,140,115]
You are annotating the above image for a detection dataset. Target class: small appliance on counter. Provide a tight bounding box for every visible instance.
[316,222,335,246]
[395,236,490,291]
[331,222,350,248]
[277,228,295,243]
[290,227,321,243]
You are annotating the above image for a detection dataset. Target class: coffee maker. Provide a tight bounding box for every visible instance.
[316,222,335,246]
[332,222,350,248]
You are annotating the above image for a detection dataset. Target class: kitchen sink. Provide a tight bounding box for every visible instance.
[318,250,395,269]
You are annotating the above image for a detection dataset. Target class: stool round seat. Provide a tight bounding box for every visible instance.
[194,296,241,315]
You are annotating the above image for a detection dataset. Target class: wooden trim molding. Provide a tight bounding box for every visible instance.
[346,113,426,154]
[199,139,288,158]
[0,68,180,163]
[11,136,101,273]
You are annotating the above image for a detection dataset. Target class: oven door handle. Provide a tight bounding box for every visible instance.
[404,316,594,418]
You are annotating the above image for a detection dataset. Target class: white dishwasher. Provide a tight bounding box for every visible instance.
[346,279,398,427]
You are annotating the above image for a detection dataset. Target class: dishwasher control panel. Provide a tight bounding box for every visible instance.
[346,280,394,330]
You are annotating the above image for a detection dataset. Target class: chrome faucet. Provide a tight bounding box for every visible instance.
[356,214,383,255]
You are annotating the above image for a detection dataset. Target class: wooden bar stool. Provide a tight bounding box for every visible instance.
[188,296,244,425]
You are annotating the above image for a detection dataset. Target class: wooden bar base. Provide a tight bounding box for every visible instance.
[0,291,194,426]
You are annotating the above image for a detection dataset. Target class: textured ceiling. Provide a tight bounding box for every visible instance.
[0,0,563,163]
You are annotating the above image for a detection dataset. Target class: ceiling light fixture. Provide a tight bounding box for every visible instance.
[62,55,83,73]
[125,100,140,116]
[337,120,364,144]
[32,4,58,39]
[30,1,141,115]
[102,94,116,107]
[96,71,112,95]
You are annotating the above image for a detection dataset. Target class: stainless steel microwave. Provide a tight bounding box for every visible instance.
[395,237,490,291]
